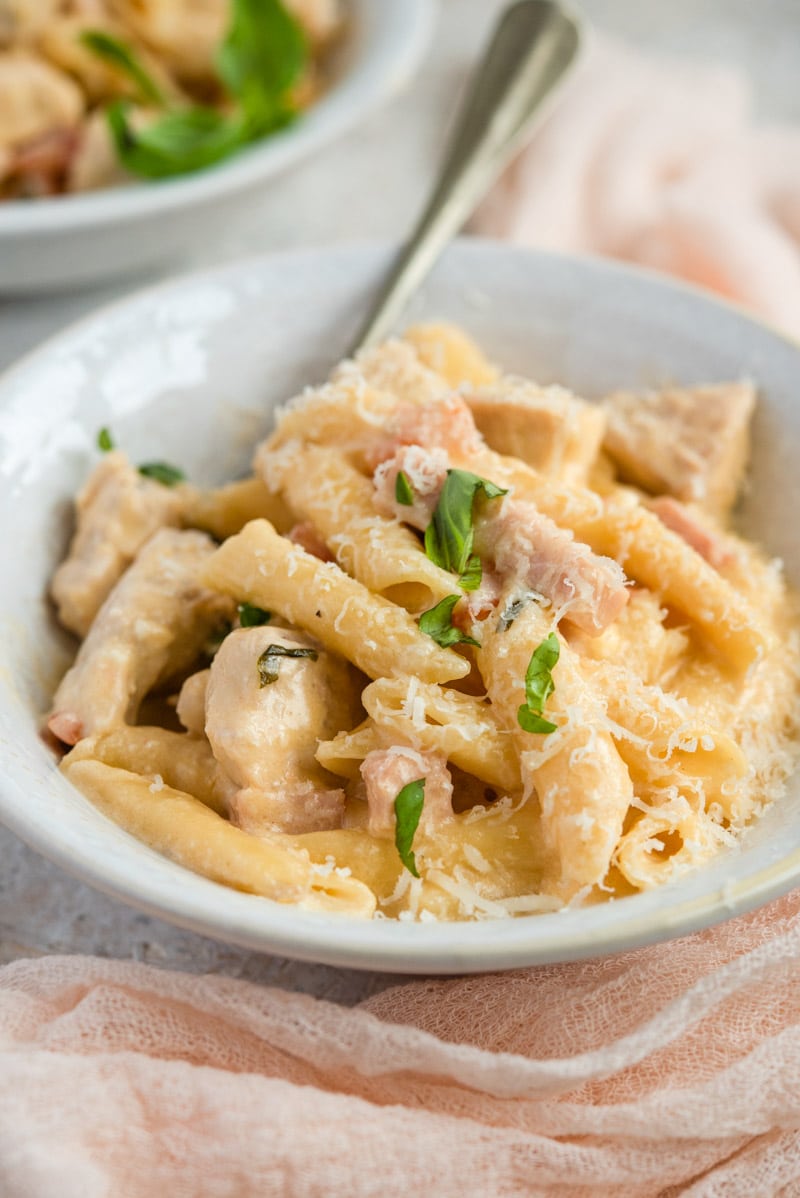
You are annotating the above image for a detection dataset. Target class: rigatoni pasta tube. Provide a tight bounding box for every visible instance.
[63,758,375,918]
[199,519,470,684]
[276,444,455,612]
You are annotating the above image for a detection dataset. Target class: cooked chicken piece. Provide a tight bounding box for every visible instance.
[48,529,231,745]
[51,451,185,638]
[107,0,227,82]
[0,49,84,151]
[360,746,454,840]
[66,105,129,192]
[603,381,756,518]
[649,496,737,571]
[374,444,629,636]
[176,668,210,736]
[465,379,607,485]
[40,16,181,105]
[204,626,360,836]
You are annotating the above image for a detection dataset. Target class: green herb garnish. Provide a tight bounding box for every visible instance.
[257,643,318,687]
[107,102,247,179]
[217,0,307,135]
[395,470,414,507]
[138,461,186,487]
[238,602,271,628]
[99,0,307,181]
[517,632,560,734]
[97,426,114,452]
[419,595,480,649]
[80,30,166,107]
[394,778,425,877]
[424,469,507,588]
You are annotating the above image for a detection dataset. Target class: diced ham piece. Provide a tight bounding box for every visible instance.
[603,381,756,518]
[50,451,185,638]
[204,627,361,836]
[360,747,454,840]
[48,529,232,745]
[366,395,485,470]
[465,378,607,484]
[288,521,333,562]
[373,443,628,636]
[479,500,629,636]
[649,496,737,571]
[372,445,449,530]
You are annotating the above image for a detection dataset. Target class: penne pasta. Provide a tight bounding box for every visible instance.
[63,758,376,918]
[199,519,470,684]
[48,326,800,921]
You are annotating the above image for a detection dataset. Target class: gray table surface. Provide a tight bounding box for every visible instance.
[2,0,798,1001]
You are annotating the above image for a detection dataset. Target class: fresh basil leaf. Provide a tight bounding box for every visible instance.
[97,426,114,452]
[458,553,482,592]
[217,0,307,133]
[106,102,246,180]
[517,632,560,735]
[238,602,271,628]
[257,643,318,687]
[516,706,558,735]
[419,595,480,649]
[497,591,541,633]
[394,778,425,878]
[395,470,414,507]
[424,468,507,584]
[138,460,186,486]
[80,30,165,107]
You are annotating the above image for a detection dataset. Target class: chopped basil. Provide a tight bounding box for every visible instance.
[395,470,415,507]
[217,0,307,135]
[97,426,114,452]
[257,643,318,687]
[498,591,541,633]
[458,553,482,592]
[517,632,560,735]
[80,30,166,107]
[419,595,480,649]
[424,469,507,588]
[238,602,271,628]
[138,461,186,487]
[107,102,247,180]
[103,0,307,181]
[394,778,425,877]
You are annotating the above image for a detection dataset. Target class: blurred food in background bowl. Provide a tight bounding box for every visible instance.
[0,0,434,290]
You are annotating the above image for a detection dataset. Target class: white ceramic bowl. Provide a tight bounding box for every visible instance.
[0,0,433,293]
[1,240,799,973]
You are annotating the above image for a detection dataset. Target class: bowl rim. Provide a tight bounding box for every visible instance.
[0,0,436,236]
[2,237,800,974]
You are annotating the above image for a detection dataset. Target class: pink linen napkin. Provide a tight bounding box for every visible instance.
[2,890,800,1197]
[473,36,800,341]
[3,36,800,1198]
